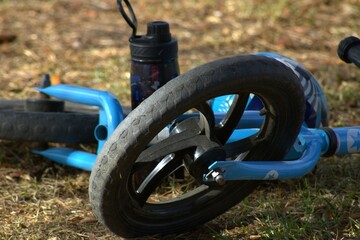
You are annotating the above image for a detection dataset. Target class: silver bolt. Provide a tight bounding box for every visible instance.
[214,173,225,185]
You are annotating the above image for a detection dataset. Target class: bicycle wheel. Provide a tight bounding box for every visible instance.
[0,99,99,144]
[89,55,306,237]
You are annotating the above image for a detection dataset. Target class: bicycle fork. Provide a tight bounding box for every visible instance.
[204,126,360,184]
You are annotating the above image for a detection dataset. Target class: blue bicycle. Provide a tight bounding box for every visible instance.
[88,36,360,237]
[1,0,358,237]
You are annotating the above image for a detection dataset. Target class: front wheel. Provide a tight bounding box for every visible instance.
[89,55,306,237]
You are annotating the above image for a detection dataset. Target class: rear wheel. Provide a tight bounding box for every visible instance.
[89,55,306,237]
[0,99,98,143]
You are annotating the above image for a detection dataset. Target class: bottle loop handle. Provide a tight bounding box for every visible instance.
[117,0,137,36]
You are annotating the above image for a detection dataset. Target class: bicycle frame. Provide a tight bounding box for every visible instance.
[29,85,263,170]
[30,70,360,181]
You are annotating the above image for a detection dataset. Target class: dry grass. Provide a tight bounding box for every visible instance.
[0,0,360,239]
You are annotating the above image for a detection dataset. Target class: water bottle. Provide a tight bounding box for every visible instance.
[129,21,180,109]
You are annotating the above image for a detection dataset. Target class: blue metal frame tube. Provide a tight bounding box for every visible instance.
[206,140,322,181]
[334,127,360,155]
[36,84,124,152]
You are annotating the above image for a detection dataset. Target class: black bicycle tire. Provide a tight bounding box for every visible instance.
[0,99,101,113]
[0,100,99,144]
[89,55,306,237]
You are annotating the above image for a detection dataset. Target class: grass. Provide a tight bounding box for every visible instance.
[215,159,360,239]
[1,0,360,239]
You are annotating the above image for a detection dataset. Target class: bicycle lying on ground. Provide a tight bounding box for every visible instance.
[1,0,359,238]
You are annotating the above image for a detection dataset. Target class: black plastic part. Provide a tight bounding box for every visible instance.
[321,127,338,157]
[39,74,51,99]
[40,74,51,88]
[191,146,225,182]
[337,36,360,68]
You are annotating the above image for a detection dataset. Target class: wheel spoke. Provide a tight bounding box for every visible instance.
[215,94,249,144]
[134,154,184,206]
[195,102,216,139]
[132,111,225,205]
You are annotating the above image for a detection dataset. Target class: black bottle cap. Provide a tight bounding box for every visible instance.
[129,21,178,62]
[146,21,171,42]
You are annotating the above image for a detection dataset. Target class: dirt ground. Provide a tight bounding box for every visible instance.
[0,0,359,239]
